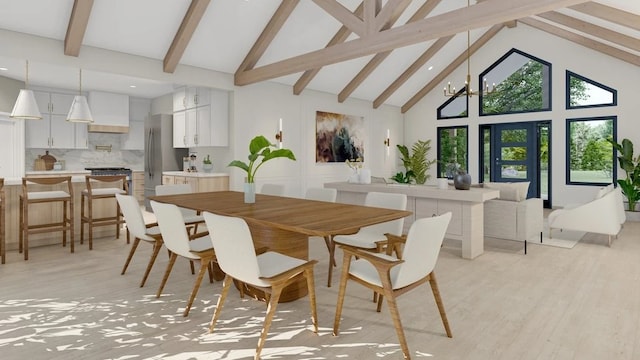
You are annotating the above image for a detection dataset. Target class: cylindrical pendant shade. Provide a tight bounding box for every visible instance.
[66,95,94,123]
[10,89,42,120]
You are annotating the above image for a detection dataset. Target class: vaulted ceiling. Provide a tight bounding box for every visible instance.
[0,0,637,113]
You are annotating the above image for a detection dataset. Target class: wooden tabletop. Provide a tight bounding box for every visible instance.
[150,191,412,237]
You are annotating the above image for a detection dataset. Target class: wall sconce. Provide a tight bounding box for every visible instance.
[384,129,390,156]
[275,118,283,149]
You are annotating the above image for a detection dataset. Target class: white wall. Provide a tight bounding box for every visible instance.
[404,23,639,207]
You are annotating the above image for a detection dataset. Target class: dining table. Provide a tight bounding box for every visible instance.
[150,190,412,302]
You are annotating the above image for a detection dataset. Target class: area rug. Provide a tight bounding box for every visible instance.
[537,220,587,249]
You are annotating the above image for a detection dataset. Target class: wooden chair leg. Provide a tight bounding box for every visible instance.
[327,239,337,287]
[383,289,411,360]
[333,252,353,336]
[18,197,23,254]
[69,198,74,253]
[428,272,452,338]
[80,194,86,245]
[121,237,141,275]
[115,202,121,239]
[304,267,319,333]
[210,275,233,333]
[183,258,211,317]
[256,284,283,359]
[156,253,178,298]
[140,240,163,288]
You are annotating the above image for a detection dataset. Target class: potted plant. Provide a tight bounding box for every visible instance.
[608,138,640,211]
[202,155,213,173]
[228,135,296,203]
[390,140,436,185]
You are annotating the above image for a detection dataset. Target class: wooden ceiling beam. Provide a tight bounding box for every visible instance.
[235,0,589,86]
[236,0,299,74]
[365,0,381,36]
[401,24,505,114]
[293,3,364,95]
[537,11,640,52]
[570,2,640,31]
[373,35,453,109]
[313,0,366,37]
[338,0,436,103]
[64,0,94,57]
[520,17,640,66]
[163,0,211,73]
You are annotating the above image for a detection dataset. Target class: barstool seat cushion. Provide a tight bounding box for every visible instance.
[189,236,214,254]
[82,188,127,196]
[27,190,71,200]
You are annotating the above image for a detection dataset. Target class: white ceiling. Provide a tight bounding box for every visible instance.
[0,0,637,104]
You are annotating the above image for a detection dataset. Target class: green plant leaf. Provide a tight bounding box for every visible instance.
[227,160,249,172]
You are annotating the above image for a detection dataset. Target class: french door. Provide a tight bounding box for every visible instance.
[480,121,551,207]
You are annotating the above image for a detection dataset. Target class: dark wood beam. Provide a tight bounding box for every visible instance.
[64,0,94,57]
[163,0,211,73]
[236,0,589,86]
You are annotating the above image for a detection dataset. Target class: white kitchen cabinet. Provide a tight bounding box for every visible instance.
[122,98,149,150]
[186,87,210,109]
[27,91,77,149]
[173,87,187,112]
[172,87,229,148]
[75,122,89,149]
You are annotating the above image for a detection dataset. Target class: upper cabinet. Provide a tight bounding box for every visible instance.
[87,91,129,133]
[26,90,81,149]
[173,86,229,148]
[122,97,150,150]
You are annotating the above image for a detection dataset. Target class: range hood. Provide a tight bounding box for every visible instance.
[87,91,130,134]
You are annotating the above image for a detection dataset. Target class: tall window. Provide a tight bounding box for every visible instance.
[437,126,468,178]
[480,48,552,116]
[566,116,616,185]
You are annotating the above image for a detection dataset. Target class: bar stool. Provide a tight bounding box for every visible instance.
[0,178,5,264]
[81,175,128,250]
[19,176,74,260]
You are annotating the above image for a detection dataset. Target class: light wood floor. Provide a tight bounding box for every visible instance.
[1,219,639,360]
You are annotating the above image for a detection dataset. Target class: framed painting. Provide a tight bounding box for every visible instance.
[315,111,365,163]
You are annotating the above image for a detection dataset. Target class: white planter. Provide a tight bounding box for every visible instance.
[625,211,640,222]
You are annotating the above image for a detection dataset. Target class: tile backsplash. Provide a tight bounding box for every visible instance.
[26,132,144,171]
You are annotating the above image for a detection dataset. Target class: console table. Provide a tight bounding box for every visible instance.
[324,182,499,259]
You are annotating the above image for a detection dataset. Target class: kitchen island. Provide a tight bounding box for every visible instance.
[324,182,499,259]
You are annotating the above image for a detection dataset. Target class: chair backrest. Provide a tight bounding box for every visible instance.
[305,187,337,202]
[155,184,198,217]
[85,175,128,193]
[150,200,193,258]
[202,211,266,287]
[359,192,407,236]
[116,193,152,241]
[260,183,285,196]
[393,212,452,289]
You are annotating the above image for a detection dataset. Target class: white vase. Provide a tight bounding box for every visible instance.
[244,182,256,203]
[359,169,371,184]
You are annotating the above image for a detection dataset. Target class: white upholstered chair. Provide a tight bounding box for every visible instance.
[150,200,217,317]
[202,211,318,360]
[260,183,285,196]
[155,184,204,229]
[333,212,453,360]
[305,187,338,286]
[116,194,163,287]
[329,192,407,286]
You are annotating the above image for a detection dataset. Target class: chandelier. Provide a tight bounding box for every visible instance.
[444,0,496,98]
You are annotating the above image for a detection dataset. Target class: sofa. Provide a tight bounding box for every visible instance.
[481,182,543,254]
[548,185,624,246]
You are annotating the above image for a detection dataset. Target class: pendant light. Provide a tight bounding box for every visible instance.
[10,60,43,120]
[66,68,94,123]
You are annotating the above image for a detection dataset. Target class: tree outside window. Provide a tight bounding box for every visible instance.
[437,126,468,178]
[566,116,616,185]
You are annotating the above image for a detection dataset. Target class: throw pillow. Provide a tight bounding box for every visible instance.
[484,181,531,201]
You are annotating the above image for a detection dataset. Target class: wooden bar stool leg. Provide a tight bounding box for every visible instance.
[80,193,86,245]
[18,196,23,254]
[23,198,29,261]
[69,198,75,253]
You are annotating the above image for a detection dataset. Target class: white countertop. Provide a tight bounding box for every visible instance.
[325,181,499,203]
[4,171,93,185]
[163,171,229,178]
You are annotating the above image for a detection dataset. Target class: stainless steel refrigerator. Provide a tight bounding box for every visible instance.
[144,114,188,211]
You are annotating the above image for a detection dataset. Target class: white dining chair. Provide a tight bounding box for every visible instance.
[333,212,453,360]
[155,184,204,230]
[329,191,407,286]
[202,211,318,360]
[116,193,163,288]
[260,183,285,196]
[150,200,217,317]
[305,187,338,286]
